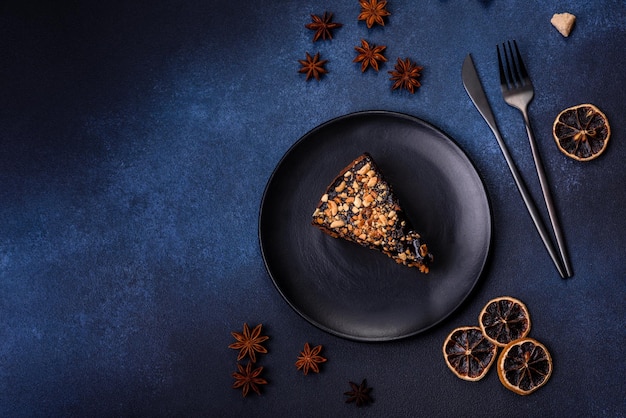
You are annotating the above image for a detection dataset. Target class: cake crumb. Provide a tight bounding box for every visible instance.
[551,12,576,37]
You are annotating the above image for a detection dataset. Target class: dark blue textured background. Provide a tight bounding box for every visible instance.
[1,1,625,416]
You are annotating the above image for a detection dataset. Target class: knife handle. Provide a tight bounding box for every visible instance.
[489,126,567,278]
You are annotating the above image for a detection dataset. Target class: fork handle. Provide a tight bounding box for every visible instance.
[488,127,567,278]
[522,113,573,277]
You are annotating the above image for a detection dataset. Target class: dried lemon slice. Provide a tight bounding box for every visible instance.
[479,296,531,347]
[553,104,610,161]
[442,326,498,381]
[497,338,553,395]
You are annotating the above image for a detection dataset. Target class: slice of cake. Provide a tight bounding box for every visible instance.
[312,153,433,273]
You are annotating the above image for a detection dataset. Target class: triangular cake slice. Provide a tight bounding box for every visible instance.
[312,153,433,273]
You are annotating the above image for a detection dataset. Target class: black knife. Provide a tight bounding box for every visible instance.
[462,54,567,278]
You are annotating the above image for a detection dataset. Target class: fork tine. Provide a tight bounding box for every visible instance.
[503,41,519,88]
[497,44,508,90]
[498,40,532,89]
[512,40,530,83]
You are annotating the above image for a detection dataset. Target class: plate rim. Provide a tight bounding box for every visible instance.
[258,110,493,341]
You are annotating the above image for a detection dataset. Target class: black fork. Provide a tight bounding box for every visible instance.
[497,40,572,277]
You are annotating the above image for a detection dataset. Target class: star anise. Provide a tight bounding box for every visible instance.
[232,362,267,397]
[344,379,373,407]
[305,12,343,42]
[295,343,327,375]
[388,57,423,94]
[353,39,387,72]
[358,0,391,28]
[228,323,269,363]
[298,52,328,81]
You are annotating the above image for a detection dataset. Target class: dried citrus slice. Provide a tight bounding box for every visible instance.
[553,103,610,161]
[497,337,553,395]
[442,326,498,381]
[479,297,531,347]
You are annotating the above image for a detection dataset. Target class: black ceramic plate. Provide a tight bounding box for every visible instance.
[259,111,491,341]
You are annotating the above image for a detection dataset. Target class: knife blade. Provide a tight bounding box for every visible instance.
[461,54,567,278]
